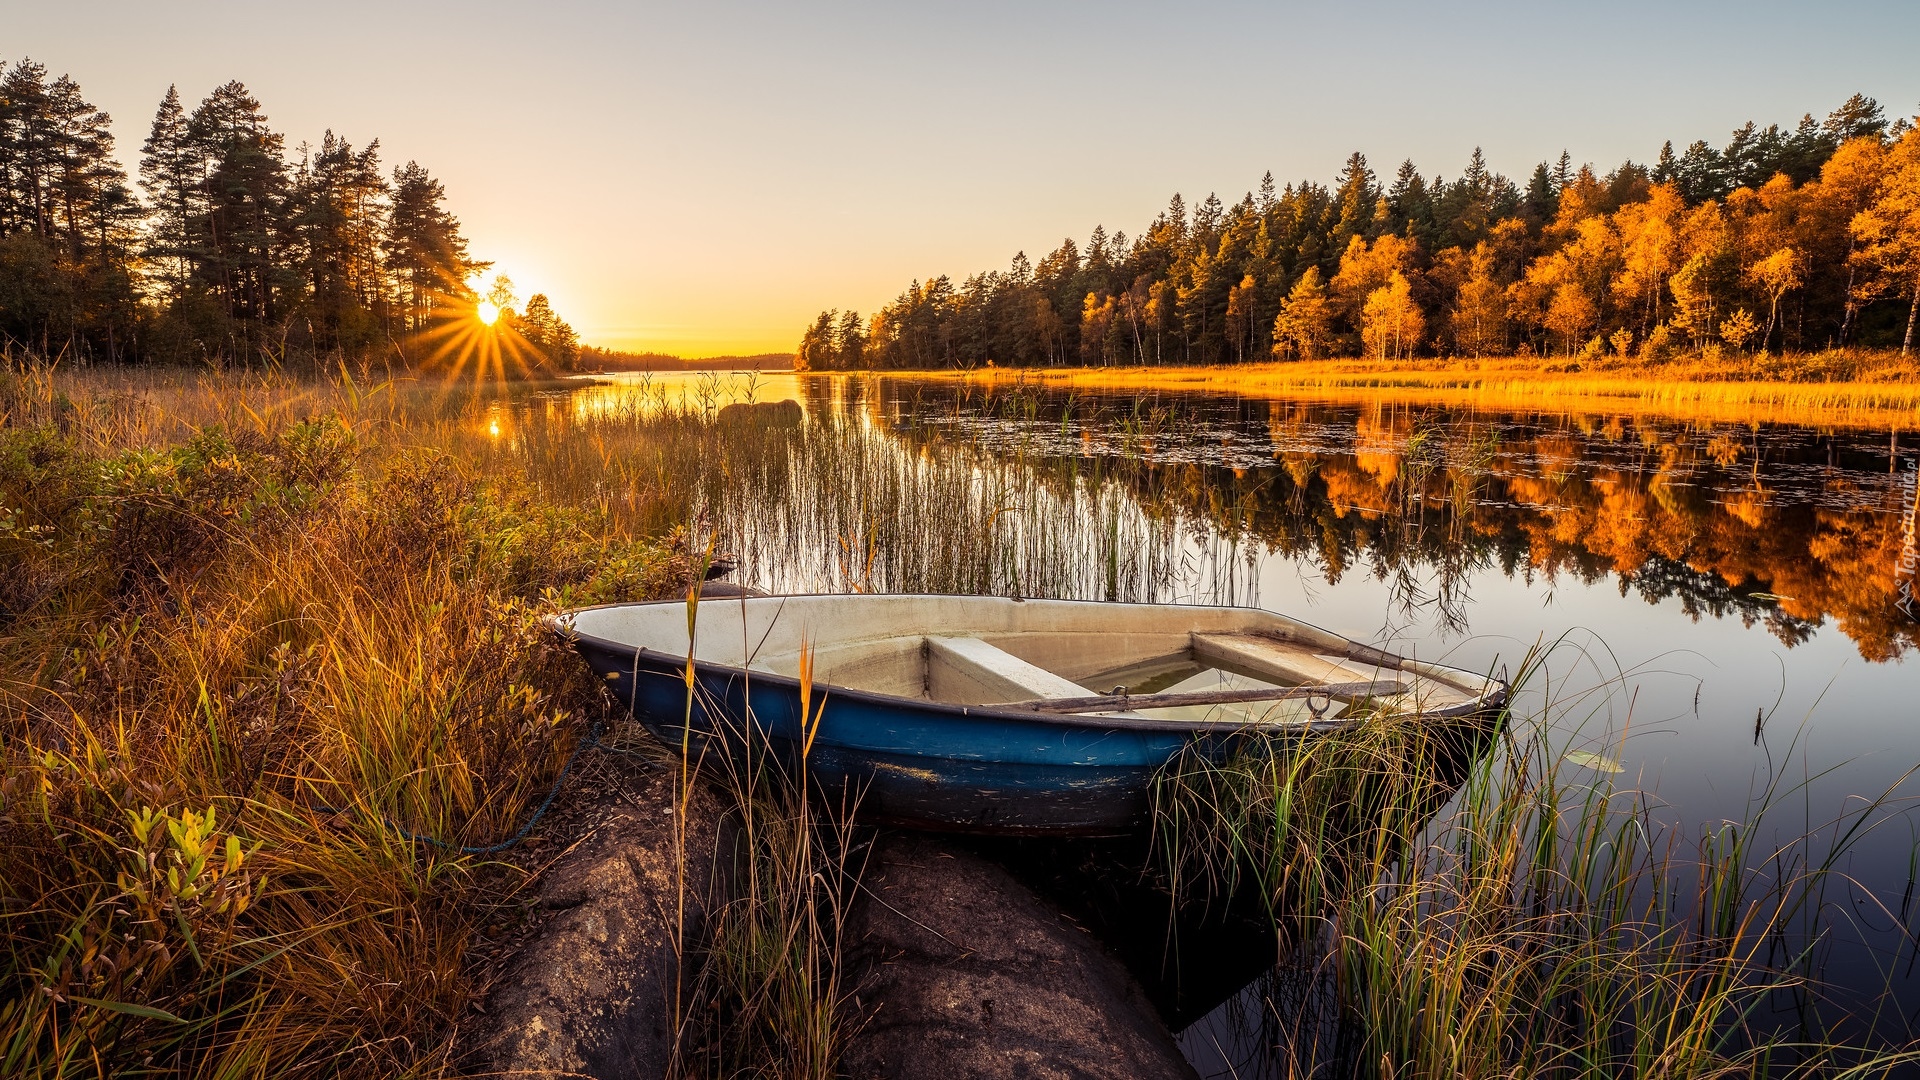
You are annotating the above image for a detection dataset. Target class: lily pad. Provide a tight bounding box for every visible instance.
[1563,750,1624,773]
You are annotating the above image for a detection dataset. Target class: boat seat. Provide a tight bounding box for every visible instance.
[1192,632,1471,710]
[925,636,1088,705]
[1191,633,1385,686]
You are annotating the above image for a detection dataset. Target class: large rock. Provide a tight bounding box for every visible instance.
[841,831,1200,1080]
[478,754,722,1080]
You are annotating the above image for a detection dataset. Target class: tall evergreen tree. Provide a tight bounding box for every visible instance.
[0,59,142,358]
[1331,152,1377,252]
[385,160,481,332]
[0,61,59,237]
[1552,151,1573,193]
[1523,162,1558,225]
[517,292,578,368]
[140,85,197,295]
[287,131,388,352]
[185,81,291,353]
[1824,94,1886,144]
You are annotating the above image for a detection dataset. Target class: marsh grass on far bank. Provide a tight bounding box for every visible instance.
[875,349,1920,431]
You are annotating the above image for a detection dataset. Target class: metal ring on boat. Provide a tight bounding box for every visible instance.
[1307,692,1332,721]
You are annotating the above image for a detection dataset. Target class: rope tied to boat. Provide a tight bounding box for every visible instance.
[314,718,605,855]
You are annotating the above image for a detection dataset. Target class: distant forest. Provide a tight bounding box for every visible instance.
[0,58,579,369]
[798,95,1920,370]
[578,346,795,372]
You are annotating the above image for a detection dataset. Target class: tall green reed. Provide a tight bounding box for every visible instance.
[1152,639,1920,1078]
[667,590,862,1080]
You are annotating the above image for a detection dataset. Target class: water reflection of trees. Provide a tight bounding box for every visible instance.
[873,384,1916,661]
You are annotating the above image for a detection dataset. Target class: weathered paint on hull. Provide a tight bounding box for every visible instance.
[576,639,1208,834]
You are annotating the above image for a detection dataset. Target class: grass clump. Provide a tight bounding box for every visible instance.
[672,700,862,1080]
[1153,644,1920,1078]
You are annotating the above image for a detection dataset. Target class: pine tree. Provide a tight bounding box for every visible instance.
[835,309,866,368]
[1,61,58,237]
[45,75,121,261]
[1086,224,1110,273]
[1523,163,1557,225]
[0,60,142,359]
[287,131,388,351]
[1781,114,1828,181]
[518,293,578,369]
[1461,146,1491,192]
[140,86,197,295]
[1824,94,1886,145]
[1387,160,1424,229]
[797,309,837,369]
[1438,148,1497,248]
[386,161,483,333]
[1193,193,1224,245]
[1653,141,1677,183]
[1332,152,1376,248]
[1675,140,1725,202]
[185,81,291,352]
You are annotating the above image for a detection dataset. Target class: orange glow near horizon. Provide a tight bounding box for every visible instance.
[400,293,552,391]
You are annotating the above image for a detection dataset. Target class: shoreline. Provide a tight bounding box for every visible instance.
[799,358,1920,430]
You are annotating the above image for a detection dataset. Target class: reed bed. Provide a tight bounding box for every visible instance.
[880,352,1920,431]
[1154,640,1920,1078]
[464,377,1234,604]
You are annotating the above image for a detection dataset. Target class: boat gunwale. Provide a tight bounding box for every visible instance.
[552,595,1510,733]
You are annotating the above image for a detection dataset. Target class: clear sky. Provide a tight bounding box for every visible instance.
[15,1,1920,356]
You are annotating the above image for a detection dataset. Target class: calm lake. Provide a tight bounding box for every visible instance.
[490,370,1920,1073]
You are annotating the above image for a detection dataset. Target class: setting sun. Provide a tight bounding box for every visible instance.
[476,300,500,326]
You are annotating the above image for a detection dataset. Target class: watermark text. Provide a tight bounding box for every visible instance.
[1898,459,1918,621]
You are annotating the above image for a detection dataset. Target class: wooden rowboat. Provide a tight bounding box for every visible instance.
[553,594,1506,834]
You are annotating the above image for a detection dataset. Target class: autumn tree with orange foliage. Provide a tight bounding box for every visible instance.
[1850,128,1920,353]
[1362,272,1425,359]
[1271,267,1333,359]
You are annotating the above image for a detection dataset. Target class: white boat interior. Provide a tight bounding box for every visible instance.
[564,594,1495,723]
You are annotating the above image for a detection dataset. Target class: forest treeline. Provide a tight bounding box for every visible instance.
[0,58,577,368]
[798,95,1920,370]
[578,346,796,372]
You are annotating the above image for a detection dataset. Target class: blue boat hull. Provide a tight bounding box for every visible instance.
[573,638,1222,834]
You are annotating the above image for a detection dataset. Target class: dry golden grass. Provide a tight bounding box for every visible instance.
[0,362,702,1078]
[859,352,1920,430]
[1,358,876,1079]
